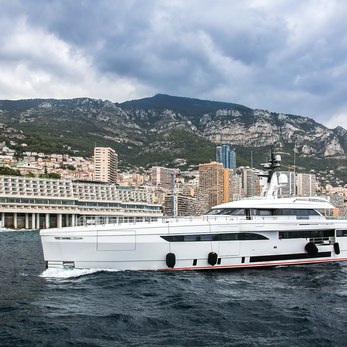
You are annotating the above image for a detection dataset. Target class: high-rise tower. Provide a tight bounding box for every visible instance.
[216,144,236,170]
[198,161,225,210]
[94,147,118,183]
[151,166,176,191]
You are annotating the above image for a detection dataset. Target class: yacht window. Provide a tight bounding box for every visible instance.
[232,209,246,216]
[251,209,272,216]
[206,208,246,216]
[239,233,268,240]
[336,229,347,237]
[273,209,320,216]
[220,233,268,240]
[184,235,200,242]
[279,229,334,239]
[183,234,218,242]
[161,232,268,242]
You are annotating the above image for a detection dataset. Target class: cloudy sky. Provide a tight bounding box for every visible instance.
[1,0,347,129]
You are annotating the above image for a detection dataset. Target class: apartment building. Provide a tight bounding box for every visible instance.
[94,147,118,183]
[0,175,162,229]
[198,162,225,211]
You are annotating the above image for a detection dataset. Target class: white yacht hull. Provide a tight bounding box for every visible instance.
[40,218,347,271]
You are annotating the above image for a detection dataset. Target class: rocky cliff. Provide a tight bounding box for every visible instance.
[0,94,346,167]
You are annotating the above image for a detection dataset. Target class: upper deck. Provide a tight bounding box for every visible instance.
[212,196,335,211]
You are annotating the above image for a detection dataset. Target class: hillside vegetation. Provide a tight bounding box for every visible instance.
[0,94,346,184]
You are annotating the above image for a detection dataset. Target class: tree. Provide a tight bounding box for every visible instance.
[0,167,21,176]
[39,172,61,179]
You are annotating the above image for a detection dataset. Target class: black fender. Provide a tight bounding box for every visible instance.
[305,242,318,256]
[334,242,340,255]
[208,252,218,266]
[166,253,176,268]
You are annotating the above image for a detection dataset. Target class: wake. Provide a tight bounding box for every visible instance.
[40,267,120,279]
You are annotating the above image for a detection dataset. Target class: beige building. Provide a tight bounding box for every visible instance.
[296,173,317,196]
[151,166,176,191]
[241,168,261,197]
[198,162,225,211]
[94,147,118,183]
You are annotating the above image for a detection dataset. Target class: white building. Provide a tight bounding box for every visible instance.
[0,175,161,229]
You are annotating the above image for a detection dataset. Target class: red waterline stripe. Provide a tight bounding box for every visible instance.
[159,257,347,271]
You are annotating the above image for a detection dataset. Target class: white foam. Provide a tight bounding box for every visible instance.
[40,267,120,279]
[0,228,39,232]
[0,227,16,232]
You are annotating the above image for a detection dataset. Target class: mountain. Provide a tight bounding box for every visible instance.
[124,94,347,157]
[121,93,251,116]
[0,94,346,183]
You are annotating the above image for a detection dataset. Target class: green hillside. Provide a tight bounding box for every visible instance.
[0,95,346,185]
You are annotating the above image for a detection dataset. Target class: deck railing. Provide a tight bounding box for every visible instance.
[76,214,339,227]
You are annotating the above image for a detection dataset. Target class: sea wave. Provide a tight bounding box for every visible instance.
[40,267,120,279]
[2,231,347,346]
[0,227,39,233]
[0,227,16,232]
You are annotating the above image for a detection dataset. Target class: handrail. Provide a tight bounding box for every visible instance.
[75,214,340,227]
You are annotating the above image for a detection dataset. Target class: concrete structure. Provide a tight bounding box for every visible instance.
[296,173,317,197]
[230,172,243,201]
[198,162,224,210]
[0,175,162,229]
[94,147,118,183]
[216,144,236,170]
[151,166,176,191]
[223,168,234,203]
[241,168,261,197]
[163,194,196,217]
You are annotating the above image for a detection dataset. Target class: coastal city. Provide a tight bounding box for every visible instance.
[0,142,346,229]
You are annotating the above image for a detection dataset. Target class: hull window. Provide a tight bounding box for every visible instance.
[250,252,331,263]
[161,232,268,242]
[336,230,347,237]
[279,229,334,239]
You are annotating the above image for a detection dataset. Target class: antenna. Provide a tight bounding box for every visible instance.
[293,144,297,196]
[170,172,175,217]
[251,150,254,196]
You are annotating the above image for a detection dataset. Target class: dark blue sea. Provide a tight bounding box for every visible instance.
[1,229,347,347]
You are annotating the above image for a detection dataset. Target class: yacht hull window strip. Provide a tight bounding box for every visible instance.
[250,252,331,263]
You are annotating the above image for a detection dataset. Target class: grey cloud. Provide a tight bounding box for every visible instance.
[1,0,347,129]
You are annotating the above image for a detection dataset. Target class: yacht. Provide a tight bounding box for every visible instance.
[40,153,347,271]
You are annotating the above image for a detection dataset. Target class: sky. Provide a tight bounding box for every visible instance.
[1,0,347,130]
